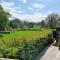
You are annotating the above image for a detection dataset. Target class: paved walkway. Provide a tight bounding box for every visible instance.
[0,58,18,60]
[35,44,60,60]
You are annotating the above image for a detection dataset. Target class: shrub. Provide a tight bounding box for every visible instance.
[0,29,52,60]
[0,31,10,34]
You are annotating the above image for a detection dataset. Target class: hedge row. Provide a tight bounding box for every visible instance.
[0,31,10,34]
[16,28,44,31]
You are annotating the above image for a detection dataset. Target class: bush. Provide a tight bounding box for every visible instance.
[0,31,10,34]
[16,28,42,31]
[0,29,52,60]
[0,35,3,37]
[0,36,52,60]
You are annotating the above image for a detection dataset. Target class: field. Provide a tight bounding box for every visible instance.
[0,28,52,60]
[0,29,52,41]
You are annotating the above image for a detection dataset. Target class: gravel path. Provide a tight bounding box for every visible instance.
[35,44,60,60]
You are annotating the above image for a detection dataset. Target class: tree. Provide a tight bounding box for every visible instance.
[46,13,59,28]
[23,21,34,28]
[10,18,23,29]
[0,5,10,31]
[40,20,46,27]
[23,21,29,28]
[56,17,60,26]
[28,22,33,28]
[57,17,60,23]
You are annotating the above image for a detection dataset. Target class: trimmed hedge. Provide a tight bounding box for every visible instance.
[16,28,44,31]
[0,31,10,34]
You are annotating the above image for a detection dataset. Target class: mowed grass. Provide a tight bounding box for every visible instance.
[0,29,52,42]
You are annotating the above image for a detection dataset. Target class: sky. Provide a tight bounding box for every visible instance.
[0,0,60,22]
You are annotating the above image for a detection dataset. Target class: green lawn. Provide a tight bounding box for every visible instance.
[0,29,52,42]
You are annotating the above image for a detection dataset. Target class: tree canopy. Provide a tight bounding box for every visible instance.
[0,5,10,31]
[10,18,23,29]
[45,13,59,28]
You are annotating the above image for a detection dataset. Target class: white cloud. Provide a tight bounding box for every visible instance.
[0,1,14,7]
[0,0,53,22]
[11,9,55,22]
[48,10,53,14]
[28,7,33,10]
[11,13,47,22]
[0,1,14,12]
[21,0,27,3]
[0,1,22,16]
[18,10,53,22]
[27,3,46,12]
[33,3,45,9]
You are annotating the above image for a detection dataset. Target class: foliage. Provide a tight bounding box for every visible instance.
[0,29,52,41]
[10,18,23,29]
[40,20,46,27]
[0,29,52,60]
[0,5,10,31]
[45,13,59,28]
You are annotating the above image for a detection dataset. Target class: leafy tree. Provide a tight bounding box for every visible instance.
[10,18,23,29]
[57,17,60,23]
[28,22,33,28]
[23,21,34,28]
[40,20,46,27]
[23,21,29,28]
[46,13,59,28]
[0,5,10,31]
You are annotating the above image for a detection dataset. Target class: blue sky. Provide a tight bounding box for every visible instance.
[0,0,60,22]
